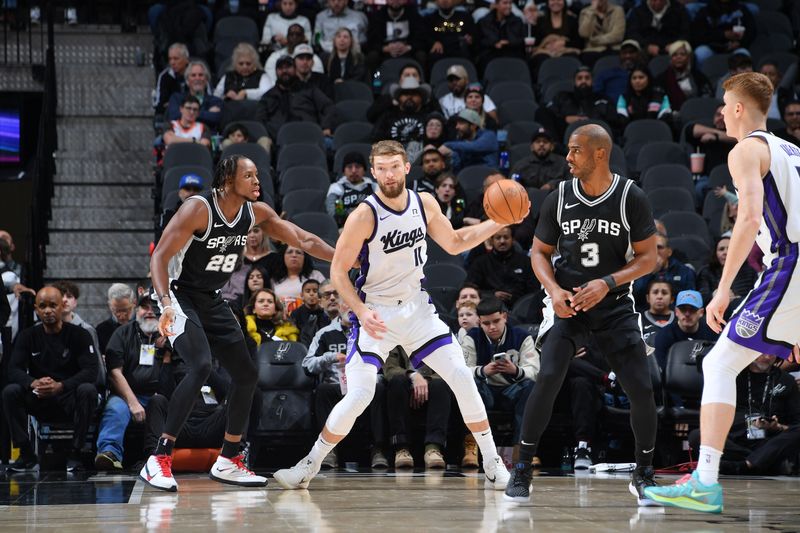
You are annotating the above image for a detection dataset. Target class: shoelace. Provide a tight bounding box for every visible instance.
[156,455,174,477]
[230,454,256,475]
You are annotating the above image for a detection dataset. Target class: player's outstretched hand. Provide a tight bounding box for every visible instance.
[511,196,531,225]
[706,291,729,334]
[552,288,576,318]
[360,308,388,339]
[571,279,608,312]
[158,307,176,337]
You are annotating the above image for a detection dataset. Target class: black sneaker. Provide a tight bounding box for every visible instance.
[8,453,39,473]
[503,462,533,503]
[628,465,660,507]
[66,452,85,472]
[573,446,592,470]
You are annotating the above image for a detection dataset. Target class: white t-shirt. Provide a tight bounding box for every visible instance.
[438,92,497,119]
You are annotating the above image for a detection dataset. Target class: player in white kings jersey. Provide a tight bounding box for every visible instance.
[645,73,800,513]
[274,140,529,490]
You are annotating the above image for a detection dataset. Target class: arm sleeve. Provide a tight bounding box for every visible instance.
[625,184,656,243]
[62,328,98,392]
[533,188,561,245]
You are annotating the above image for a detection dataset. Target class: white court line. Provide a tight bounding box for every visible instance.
[128,479,144,505]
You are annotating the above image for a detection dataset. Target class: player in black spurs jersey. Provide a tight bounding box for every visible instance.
[141,155,336,492]
[504,125,662,506]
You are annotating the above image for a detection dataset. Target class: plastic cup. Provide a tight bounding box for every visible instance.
[335,362,348,395]
[690,152,705,174]
[524,37,536,46]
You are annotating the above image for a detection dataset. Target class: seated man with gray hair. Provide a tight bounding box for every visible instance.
[96,283,136,355]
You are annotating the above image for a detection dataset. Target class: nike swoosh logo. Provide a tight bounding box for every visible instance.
[564,202,580,209]
[616,293,627,300]
[379,214,391,221]
[690,490,714,498]
[213,223,225,227]
[641,447,655,454]
[486,475,496,483]
[145,463,155,481]
[216,467,234,472]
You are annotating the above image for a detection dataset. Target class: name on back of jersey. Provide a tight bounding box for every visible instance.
[380,228,425,254]
[207,235,247,253]
[561,218,621,240]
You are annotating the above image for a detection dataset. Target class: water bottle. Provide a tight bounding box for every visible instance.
[335,199,345,217]
[499,150,509,171]
[372,69,382,95]
[497,129,509,172]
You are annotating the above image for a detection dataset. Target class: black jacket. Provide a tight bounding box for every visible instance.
[467,249,540,305]
[256,80,337,139]
[324,53,368,85]
[105,320,166,396]
[367,6,424,54]
[625,2,691,51]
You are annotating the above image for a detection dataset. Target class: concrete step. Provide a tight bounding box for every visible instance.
[49,206,154,230]
[57,117,153,153]
[44,254,148,279]
[52,184,152,208]
[57,65,153,117]
[55,155,153,184]
[46,230,152,254]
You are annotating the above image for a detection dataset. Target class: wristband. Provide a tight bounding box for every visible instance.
[601,275,616,290]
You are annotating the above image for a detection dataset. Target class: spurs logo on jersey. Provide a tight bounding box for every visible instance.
[356,192,428,305]
[537,174,655,296]
[173,190,254,291]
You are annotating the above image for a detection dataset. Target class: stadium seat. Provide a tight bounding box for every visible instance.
[564,119,613,145]
[334,80,373,103]
[254,341,315,437]
[646,187,696,217]
[423,263,467,289]
[277,122,325,149]
[497,99,539,126]
[663,339,713,420]
[592,54,621,77]
[333,121,373,149]
[161,165,212,204]
[488,81,536,105]
[708,164,733,190]
[379,57,424,85]
[702,190,727,240]
[610,143,628,177]
[754,51,799,77]
[755,10,794,41]
[289,212,339,246]
[506,121,542,146]
[335,100,370,122]
[699,55,730,86]
[276,144,327,175]
[636,142,689,173]
[640,164,695,196]
[280,166,331,195]
[163,143,213,172]
[426,286,460,314]
[483,57,531,87]
[426,237,463,265]
[661,211,712,246]
[669,235,711,272]
[623,119,674,171]
[221,142,271,170]
[541,79,574,105]
[457,165,496,203]
[281,189,326,216]
[509,143,531,168]
[213,16,260,72]
[333,143,372,176]
[430,58,479,86]
[526,188,551,221]
[509,292,542,324]
[218,100,261,131]
[648,54,670,79]
[538,56,581,89]
[679,97,722,127]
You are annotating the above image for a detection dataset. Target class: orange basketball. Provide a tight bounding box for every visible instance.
[483,179,528,225]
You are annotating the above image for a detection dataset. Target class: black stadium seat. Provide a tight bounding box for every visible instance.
[281,189,326,216]
[646,187,696,217]
[280,166,331,195]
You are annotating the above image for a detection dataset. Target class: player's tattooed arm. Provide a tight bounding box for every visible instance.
[252,202,336,262]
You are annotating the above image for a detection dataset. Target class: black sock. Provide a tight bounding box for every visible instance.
[220,439,240,459]
[155,437,175,456]
[19,442,35,460]
[518,443,537,464]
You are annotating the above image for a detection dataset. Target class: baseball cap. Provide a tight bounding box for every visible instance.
[292,44,314,58]
[446,64,468,80]
[137,293,154,308]
[620,39,641,51]
[179,174,202,190]
[276,55,294,68]
[675,290,703,309]
[532,127,554,142]
[456,108,482,126]
[465,82,483,96]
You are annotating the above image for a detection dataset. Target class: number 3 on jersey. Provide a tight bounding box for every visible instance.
[206,253,238,273]
[580,243,599,267]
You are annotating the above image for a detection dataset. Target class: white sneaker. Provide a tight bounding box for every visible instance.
[484,455,510,490]
[273,456,320,490]
[209,454,268,487]
[139,454,178,492]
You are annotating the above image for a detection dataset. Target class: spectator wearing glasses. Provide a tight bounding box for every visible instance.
[298,280,341,347]
[95,283,136,356]
[163,95,212,148]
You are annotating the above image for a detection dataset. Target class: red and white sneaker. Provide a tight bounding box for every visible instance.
[139,454,178,492]
[209,455,268,487]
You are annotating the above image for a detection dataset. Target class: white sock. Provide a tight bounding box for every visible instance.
[307,436,335,466]
[578,441,589,450]
[473,428,498,464]
[696,445,722,485]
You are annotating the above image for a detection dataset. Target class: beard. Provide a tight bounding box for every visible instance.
[378,179,405,198]
[137,316,159,335]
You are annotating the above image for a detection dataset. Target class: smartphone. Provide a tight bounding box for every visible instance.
[492,352,507,362]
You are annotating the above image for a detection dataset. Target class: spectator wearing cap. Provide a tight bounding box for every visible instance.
[324,27,369,85]
[94,295,172,471]
[294,43,335,100]
[438,65,499,122]
[592,39,641,104]
[314,0,368,54]
[421,0,477,64]
[366,64,442,124]
[438,109,499,172]
[656,40,713,112]
[577,0,626,67]
[163,95,212,149]
[653,289,718,373]
[166,60,223,130]
[633,232,696,310]
[462,83,498,131]
[156,173,205,246]
[371,77,431,162]
[365,0,425,72]
[690,0,756,68]
[256,54,337,142]
[540,66,617,141]
[477,0,525,70]
[265,23,324,87]
[326,152,377,227]
[509,127,569,190]
[213,43,272,102]
[625,0,690,58]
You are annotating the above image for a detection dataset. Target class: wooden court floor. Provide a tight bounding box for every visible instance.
[1,469,798,532]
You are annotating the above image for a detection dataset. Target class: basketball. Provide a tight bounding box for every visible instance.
[483,179,528,225]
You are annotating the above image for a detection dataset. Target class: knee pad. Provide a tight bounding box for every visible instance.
[701,337,759,406]
[426,345,486,424]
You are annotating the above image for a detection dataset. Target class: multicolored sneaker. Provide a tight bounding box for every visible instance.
[139,454,178,492]
[209,454,268,487]
[628,465,659,506]
[643,471,723,513]
[503,462,534,503]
